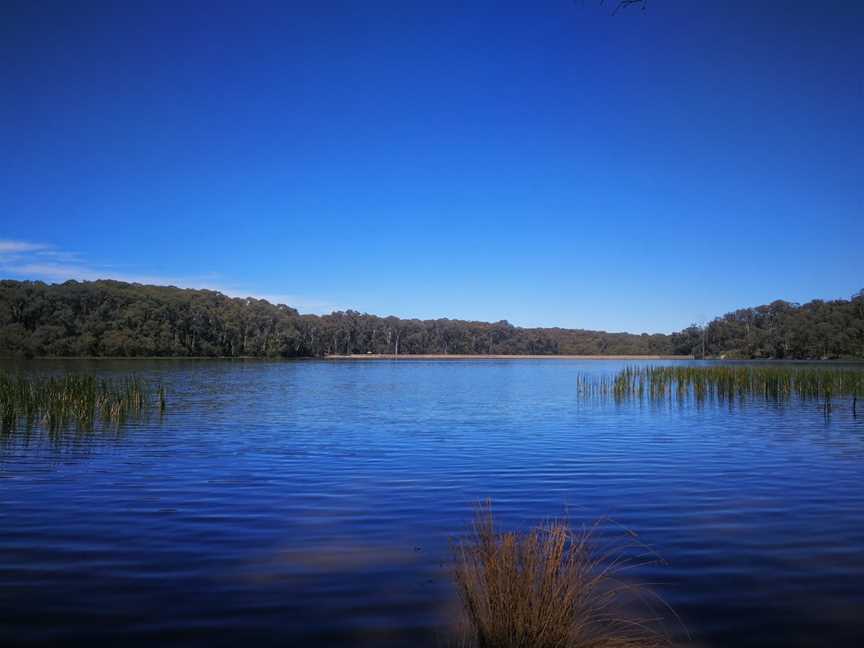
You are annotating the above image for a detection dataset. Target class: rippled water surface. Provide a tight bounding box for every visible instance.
[1,359,863,647]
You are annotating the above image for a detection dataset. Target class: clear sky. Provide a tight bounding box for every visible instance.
[1,1,862,333]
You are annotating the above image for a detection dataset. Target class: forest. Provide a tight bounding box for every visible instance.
[0,279,862,359]
[670,293,864,359]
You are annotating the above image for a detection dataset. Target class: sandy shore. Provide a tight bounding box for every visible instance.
[325,354,693,360]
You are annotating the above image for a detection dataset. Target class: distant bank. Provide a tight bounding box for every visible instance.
[325,354,693,360]
[1,279,861,360]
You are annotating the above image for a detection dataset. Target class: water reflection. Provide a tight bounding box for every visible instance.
[1,359,863,647]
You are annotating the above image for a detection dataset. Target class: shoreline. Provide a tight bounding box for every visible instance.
[3,355,860,362]
[325,354,694,360]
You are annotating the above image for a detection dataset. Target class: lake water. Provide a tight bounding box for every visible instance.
[1,359,863,647]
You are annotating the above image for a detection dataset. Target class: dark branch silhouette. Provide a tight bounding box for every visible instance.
[596,0,648,14]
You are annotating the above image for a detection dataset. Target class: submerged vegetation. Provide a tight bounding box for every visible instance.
[577,365,864,411]
[452,503,675,648]
[0,373,164,433]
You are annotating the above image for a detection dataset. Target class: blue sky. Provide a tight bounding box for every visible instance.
[2,1,862,333]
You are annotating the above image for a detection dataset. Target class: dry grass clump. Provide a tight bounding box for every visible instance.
[452,503,676,648]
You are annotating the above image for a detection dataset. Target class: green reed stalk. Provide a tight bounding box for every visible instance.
[0,373,165,433]
[580,365,864,410]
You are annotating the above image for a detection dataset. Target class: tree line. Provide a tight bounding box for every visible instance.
[670,293,864,359]
[0,279,861,359]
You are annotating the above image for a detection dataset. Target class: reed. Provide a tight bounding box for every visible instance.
[452,503,675,648]
[0,373,164,433]
[580,365,864,409]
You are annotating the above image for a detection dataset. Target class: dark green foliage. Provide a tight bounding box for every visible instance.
[670,292,864,359]
[0,279,861,359]
[0,279,671,358]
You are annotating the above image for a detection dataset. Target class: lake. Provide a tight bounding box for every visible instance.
[1,359,863,647]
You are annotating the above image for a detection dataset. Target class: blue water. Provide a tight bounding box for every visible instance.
[1,359,863,647]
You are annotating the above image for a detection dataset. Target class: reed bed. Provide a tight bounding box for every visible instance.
[578,365,864,411]
[0,373,164,433]
[452,503,675,648]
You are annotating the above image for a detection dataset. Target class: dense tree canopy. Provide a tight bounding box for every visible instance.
[0,279,668,358]
[0,279,861,359]
[669,292,864,360]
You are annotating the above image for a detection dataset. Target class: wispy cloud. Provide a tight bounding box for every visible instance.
[0,239,339,314]
[0,240,51,254]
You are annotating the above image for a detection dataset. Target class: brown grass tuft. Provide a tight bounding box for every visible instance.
[451,502,678,648]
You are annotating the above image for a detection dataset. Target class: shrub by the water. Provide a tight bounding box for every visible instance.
[0,373,164,433]
[452,503,675,648]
